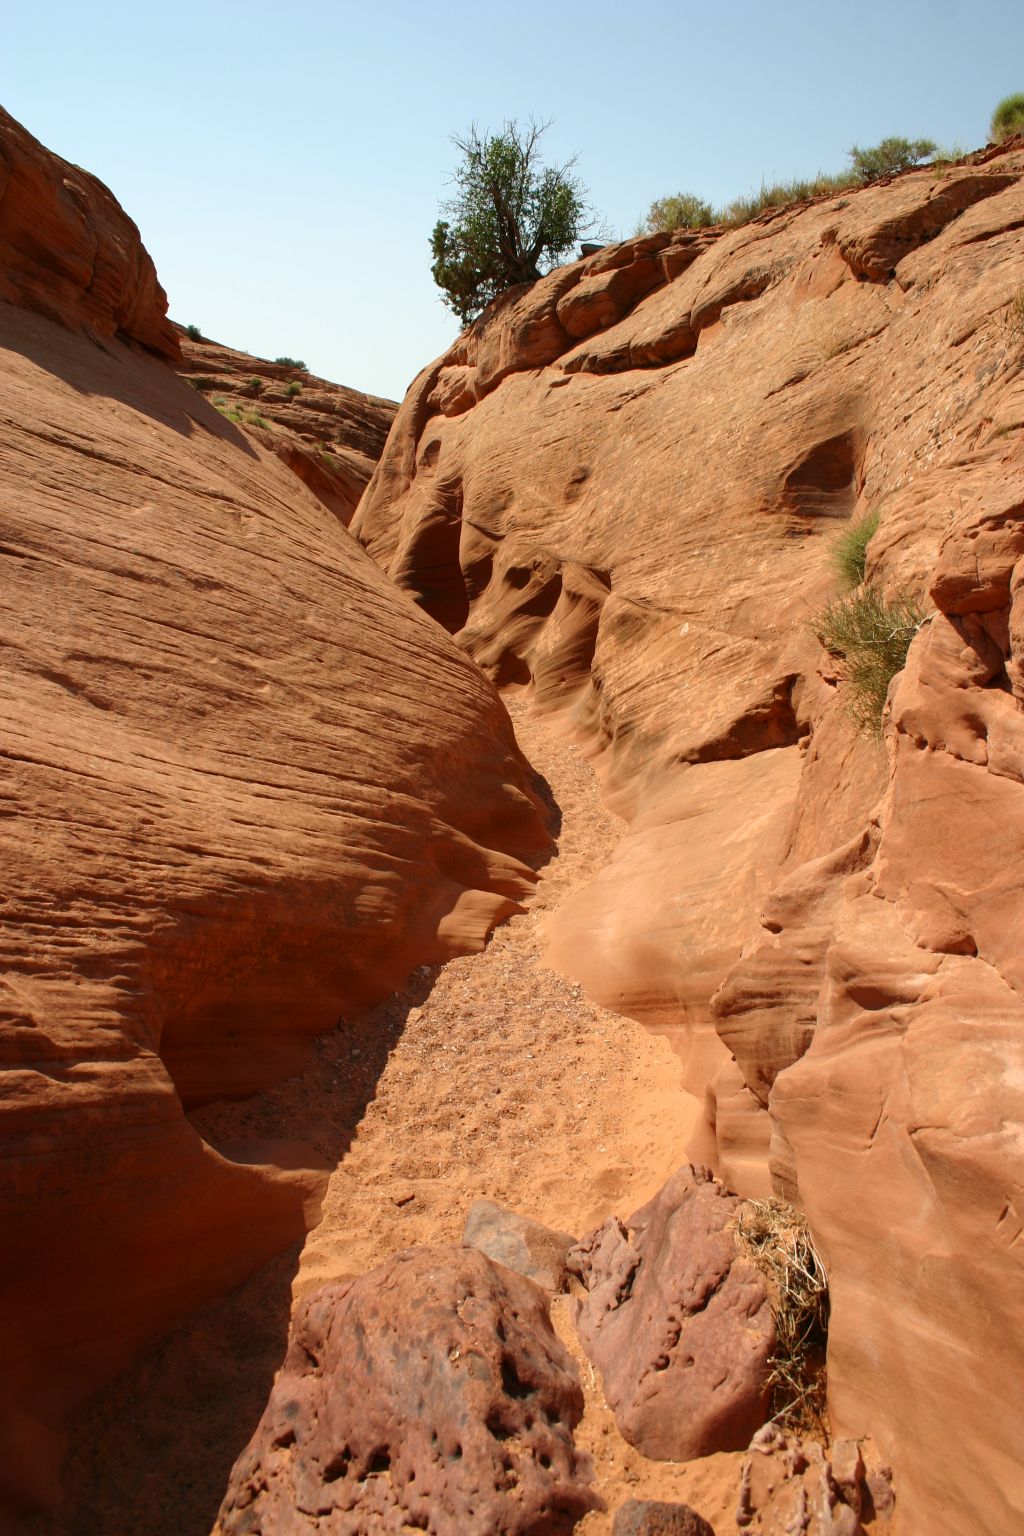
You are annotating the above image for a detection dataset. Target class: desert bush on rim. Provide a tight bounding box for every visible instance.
[644,191,714,232]
[991,92,1024,143]
[815,586,925,735]
[847,136,937,182]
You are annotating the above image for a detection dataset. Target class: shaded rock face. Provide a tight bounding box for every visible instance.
[0,109,549,1512]
[570,1166,774,1460]
[463,1199,576,1293]
[352,147,1024,1532]
[175,328,397,525]
[216,1246,600,1536]
[0,105,178,357]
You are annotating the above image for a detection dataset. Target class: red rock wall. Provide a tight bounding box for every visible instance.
[0,114,548,1512]
[0,106,178,358]
[353,150,1024,1533]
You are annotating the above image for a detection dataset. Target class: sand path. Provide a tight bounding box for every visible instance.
[35,696,740,1536]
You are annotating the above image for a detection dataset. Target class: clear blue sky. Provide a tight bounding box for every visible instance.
[7,0,1023,400]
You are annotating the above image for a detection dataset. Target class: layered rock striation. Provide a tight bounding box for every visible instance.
[353,147,1024,1534]
[0,109,548,1513]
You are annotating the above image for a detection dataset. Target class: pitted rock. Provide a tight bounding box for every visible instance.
[216,1245,600,1535]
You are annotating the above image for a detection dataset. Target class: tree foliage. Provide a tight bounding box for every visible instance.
[430,118,592,326]
[991,93,1024,143]
[847,136,936,182]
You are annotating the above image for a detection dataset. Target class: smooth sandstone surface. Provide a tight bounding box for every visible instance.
[353,148,1024,1534]
[0,110,549,1511]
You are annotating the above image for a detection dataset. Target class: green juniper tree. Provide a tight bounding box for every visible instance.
[430,118,594,326]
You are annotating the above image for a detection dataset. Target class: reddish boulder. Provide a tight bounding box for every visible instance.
[570,1166,774,1460]
[612,1500,716,1536]
[216,1246,600,1535]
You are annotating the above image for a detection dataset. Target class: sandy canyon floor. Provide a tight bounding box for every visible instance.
[31,697,757,1536]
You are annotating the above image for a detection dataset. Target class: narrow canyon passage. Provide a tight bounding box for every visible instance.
[37,694,706,1536]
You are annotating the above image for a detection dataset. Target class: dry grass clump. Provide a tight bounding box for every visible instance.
[736,1198,830,1434]
[723,170,858,228]
[1005,284,1024,349]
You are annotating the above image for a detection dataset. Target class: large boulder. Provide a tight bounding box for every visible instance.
[570,1166,774,1460]
[216,1245,600,1535]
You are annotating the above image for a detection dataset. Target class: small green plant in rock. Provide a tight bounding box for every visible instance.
[274,356,307,369]
[644,192,714,232]
[184,323,203,340]
[247,376,264,396]
[736,1200,829,1434]
[243,411,268,428]
[815,585,925,734]
[832,509,880,589]
[847,136,937,182]
[991,93,1024,144]
[285,380,303,398]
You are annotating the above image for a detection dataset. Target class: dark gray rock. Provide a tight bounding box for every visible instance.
[463,1197,576,1292]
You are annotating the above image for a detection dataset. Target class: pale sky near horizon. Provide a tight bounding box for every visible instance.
[6,0,1024,400]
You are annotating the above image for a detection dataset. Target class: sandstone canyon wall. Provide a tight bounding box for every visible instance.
[353,146,1024,1535]
[0,107,549,1512]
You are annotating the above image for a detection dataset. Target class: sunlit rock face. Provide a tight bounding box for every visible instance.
[353,145,1024,1536]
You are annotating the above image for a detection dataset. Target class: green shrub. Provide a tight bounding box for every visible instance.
[275,356,307,369]
[216,404,243,423]
[991,93,1024,143]
[184,323,203,340]
[832,509,880,589]
[243,411,268,428]
[644,192,714,232]
[285,380,302,398]
[847,137,937,182]
[246,376,264,396]
[815,586,924,734]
